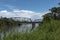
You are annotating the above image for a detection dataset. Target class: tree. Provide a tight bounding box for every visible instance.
[57,7,60,13]
[50,2,60,13]
[50,7,57,13]
[43,13,54,22]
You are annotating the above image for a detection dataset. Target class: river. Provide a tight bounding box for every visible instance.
[8,23,39,33]
[0,23,39,40]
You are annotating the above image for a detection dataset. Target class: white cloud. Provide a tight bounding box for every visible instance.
[0,10,8,12]
[0,10,49,20]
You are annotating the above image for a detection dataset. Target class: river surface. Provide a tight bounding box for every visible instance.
[8,23,39,33]
[0,23,39,40]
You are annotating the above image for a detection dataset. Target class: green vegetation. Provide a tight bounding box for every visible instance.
[0,2,60,40]
[43,13,54,22]
[3,20,60,40]
[50,2,60,13]
[0,17,21,32]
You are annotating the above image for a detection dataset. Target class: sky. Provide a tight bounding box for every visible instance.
[0,0,60,20]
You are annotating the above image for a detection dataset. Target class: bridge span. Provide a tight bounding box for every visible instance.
[19,22,41,23]
[18,22,41,30]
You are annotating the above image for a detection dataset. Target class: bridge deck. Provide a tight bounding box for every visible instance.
[19,22,40,23]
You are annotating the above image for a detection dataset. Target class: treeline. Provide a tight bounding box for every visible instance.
[0,17,21,32]
[43,2,60,22]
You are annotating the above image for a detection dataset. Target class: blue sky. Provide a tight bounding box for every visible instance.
[0,0,60,12]
[0,0,60,19]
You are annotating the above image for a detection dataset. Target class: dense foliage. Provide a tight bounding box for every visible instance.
[43,13,54,22]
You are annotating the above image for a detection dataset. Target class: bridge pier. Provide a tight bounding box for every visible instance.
[32,23,35,29]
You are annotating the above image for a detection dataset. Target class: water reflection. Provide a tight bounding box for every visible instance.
[0,23,39,40]
[8,23,39,33]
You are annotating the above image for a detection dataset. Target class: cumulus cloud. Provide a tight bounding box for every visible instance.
[0,10,48,20]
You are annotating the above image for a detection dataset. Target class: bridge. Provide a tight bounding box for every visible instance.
[19,22,41,23]
[11,17,41,29]
[18,21,41,30]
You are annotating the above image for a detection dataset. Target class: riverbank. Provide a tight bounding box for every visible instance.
[0,17,21,32]
[2,20,60,40]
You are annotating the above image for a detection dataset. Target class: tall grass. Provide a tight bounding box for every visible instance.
[3,20,60,40]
